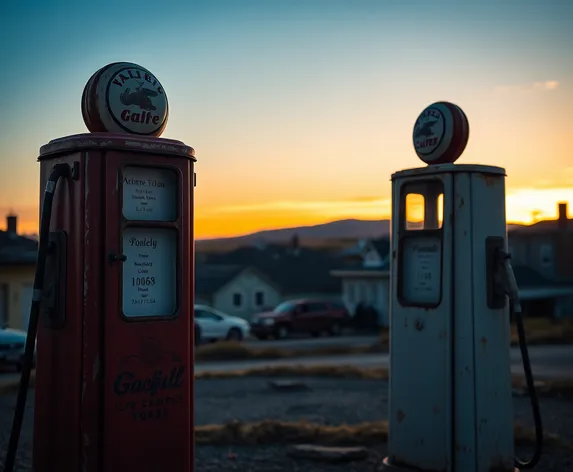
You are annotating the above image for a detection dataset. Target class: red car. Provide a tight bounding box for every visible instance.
[250,299,350,340]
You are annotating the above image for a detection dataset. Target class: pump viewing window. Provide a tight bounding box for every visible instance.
[398,179,444,308]
[122,166,178,222]
[404,183,444,230]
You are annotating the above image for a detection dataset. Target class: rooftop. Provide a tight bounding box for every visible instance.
[203,243,345,294]
[0,215,38,265]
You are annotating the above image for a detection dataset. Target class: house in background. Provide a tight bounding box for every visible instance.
[0,215,38,330]
[330,202,573,327]
[197,236,345,320]
[195,264,282,320]
[338,238,390,268]
[508,202,573,318]
[331,237,391,327]
[195,203,573,323]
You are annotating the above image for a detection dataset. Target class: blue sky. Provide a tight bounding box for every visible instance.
[1,0,572,236]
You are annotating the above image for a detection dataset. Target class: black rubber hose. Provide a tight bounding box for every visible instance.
[513,301,543,469]
[3,163,70,472]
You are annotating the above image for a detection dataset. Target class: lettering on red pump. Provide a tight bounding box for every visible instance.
[114,368,184,396]
[113,338,185,422]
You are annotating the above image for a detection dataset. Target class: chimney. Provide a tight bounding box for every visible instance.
[555,202,573,281]
[6,214,17,235]
[290,233,300,256]
[558,202,568,230]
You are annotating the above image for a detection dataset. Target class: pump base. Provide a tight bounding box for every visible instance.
[379,457,519,472]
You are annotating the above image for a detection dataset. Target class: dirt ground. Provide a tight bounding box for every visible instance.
[0,377,571,471]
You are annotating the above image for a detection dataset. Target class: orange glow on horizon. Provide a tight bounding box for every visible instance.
[3,187,571,240]
[2,2,573,245]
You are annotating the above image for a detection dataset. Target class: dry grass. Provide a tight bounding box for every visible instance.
[510,318,573,346]
[196,365,390,380]
[196,419,389,446]
[195,419,568,449]
[195,337,389,363]
[195,343,295,362]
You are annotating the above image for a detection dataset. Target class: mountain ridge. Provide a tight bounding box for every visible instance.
[197,218,526,246]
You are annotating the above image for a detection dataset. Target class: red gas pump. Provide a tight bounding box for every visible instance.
[4,62,196,472]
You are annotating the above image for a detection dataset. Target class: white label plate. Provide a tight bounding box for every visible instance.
[122,167,177,221]
[401,235,442,305]
[122,227,177,317]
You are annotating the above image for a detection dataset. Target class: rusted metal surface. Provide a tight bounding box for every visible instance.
[387,165,515,472]
[34,153,85,471]
[80,153,104,472]
[475,172,501,188]
[34,139,195,472]
[101,150,194,472]
[388,171,453,470]
[391,164,506,181]
[470,171,514,471]
[38,133,196,161]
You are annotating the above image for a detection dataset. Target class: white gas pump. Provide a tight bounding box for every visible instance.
[380,102,543,472]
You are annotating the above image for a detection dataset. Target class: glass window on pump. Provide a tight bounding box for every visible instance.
[120,164,180,319]
[122,166,178,222]
[122,227,178,318]
[399,180,445,308]
[402,181,444,231]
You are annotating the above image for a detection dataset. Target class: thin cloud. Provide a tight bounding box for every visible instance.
[350,196,385,202]
[494,80,560,94]
[534,80,559,90]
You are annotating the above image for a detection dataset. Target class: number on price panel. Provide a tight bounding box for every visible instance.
[132,276,156,287]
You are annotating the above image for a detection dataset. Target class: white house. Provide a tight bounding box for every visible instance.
[195,264,282,321]
[197,241,344,319]
[331,208,573,325]
[331,238,391,327]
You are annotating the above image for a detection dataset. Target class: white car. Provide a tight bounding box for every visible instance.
[194,305,250,344]
[0,326,36,371]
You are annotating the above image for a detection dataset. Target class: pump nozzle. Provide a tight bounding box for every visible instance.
[496,250,522,314]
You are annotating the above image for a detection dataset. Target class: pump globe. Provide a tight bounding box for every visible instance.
[412,101,470,165]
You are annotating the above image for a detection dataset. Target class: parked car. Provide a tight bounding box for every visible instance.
[0,326,36,371]
[250,299,350,340]
[193,305,250,344]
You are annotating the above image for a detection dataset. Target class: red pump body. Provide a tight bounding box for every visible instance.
[33,133,195,472]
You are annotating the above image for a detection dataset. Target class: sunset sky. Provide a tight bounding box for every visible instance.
[1,0,572,239]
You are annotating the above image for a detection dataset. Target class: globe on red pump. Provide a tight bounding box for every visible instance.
[81,62,169,137]
[412,101,470,165]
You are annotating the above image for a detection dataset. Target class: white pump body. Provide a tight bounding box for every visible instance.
[387,163,515,472]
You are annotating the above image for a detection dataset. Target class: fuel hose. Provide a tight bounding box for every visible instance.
[498,250,543,469]
[3,163,70,472]
[512,300,544,469]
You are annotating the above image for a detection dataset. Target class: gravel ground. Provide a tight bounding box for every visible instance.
[0,378,571,471]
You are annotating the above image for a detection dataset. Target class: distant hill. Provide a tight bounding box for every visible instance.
[196,219,390,252]
[196,219,528,253]
[199,219,389,243]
